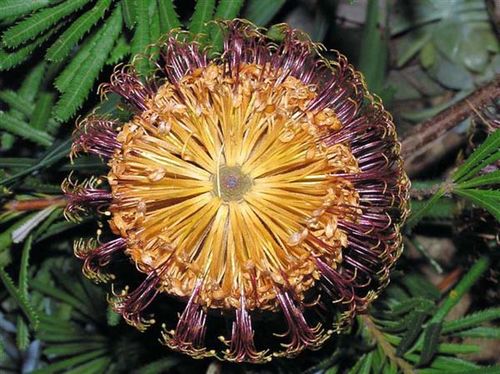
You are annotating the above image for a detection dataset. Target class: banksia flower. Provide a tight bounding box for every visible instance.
[64,21,410,362]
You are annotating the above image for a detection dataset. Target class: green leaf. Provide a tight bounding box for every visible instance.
[0,0,53,21]
[188,0,215,38]
[19,62,47,102]
[121,0,137,29]
[2,0,91,48]
[395,311,427,356]
[31,282,93,317]
[0,138,71,185]
[406,187,446,229]
[64,357,112,374]
[158,0,181,34]
[210,0,244,52]
[456,170,500,189]
[18,235,32,297]
[453,130,500,182]
[0,27,59,70]
[106,35,130,65]
[43,342,106,356]
[419,322,442,367]
[0,267,39,329]
[53,6,123,122]
[359,0,387,93]
[390,297,436,316]
[148,0,160,52]
[135,357,180,374]
[454,327,500,339]
[31,349,108,374]
[130,0,150,75]
[45,0,112,62]
[454,189,500,220]
[16,316,30,351]
[29,93,56,131]
[443,308,500,333]
[0,90,34,117]
[244,0,286,26]
[0,112,53,146]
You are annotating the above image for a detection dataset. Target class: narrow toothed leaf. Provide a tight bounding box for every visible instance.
[453,130,500,182]
[0,0,54,21]
[106,35,129,65]
[210,0,244,51]
[121,0,137,29]
[53,6,122,122]
[0,113,54,146]
[456,170,500,189]
[130,0,150,76]
[0,267,39,329]
[16,317,30,351]
[18,62,47,103]
[0,27,60,71]
[454,189,500,220]
[244,0,286,26]
[0,90,34,117]
[188,0,215,38]
[418,322,442,367]
[45,0,113,62]
[29,93,56,131]
[442,308,500,333]
[2,0,91,48]
[158,0,181,34]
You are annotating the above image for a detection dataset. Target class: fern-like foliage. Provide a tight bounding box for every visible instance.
[0,0,247,125]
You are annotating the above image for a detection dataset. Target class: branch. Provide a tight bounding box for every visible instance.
[401,77,500,175]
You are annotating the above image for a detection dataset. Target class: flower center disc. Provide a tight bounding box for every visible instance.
[215,166,252,202]
[108,63,361,311]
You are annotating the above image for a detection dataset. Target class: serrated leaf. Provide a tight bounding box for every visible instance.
[135,357,180,374]
[454,327,500,339]
[453,130,500,182]
[454,189,500,220]
[0,267,39,329]
[406,186,446,229]
[457,170,500,189]
[188,0,215,38]
[0,112,53,146]
[31,349,108,374]
[443,308,500,333]
[18,235,32,297]
[121,0,137,29]
[64,357,112,374]
[43,342,105,356]
[29,92,56,131]
[53,6,122,122]
[16,316,30,351]
[106,35,129,65]
[46,0,112,62]
[19,62,47,102]
[0,0,53,21]
[158,0,181,34]
[0,90,34,117]
[0,27,60,71]
[130,0,150,75]
[419,322,442,367]
[396,311,427,356]
[390,297,436,316]
[244,0,286,26]
[210,0,244,52]
[2,0,90,48]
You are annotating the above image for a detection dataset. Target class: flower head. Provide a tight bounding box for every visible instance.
[65,21,409,362]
